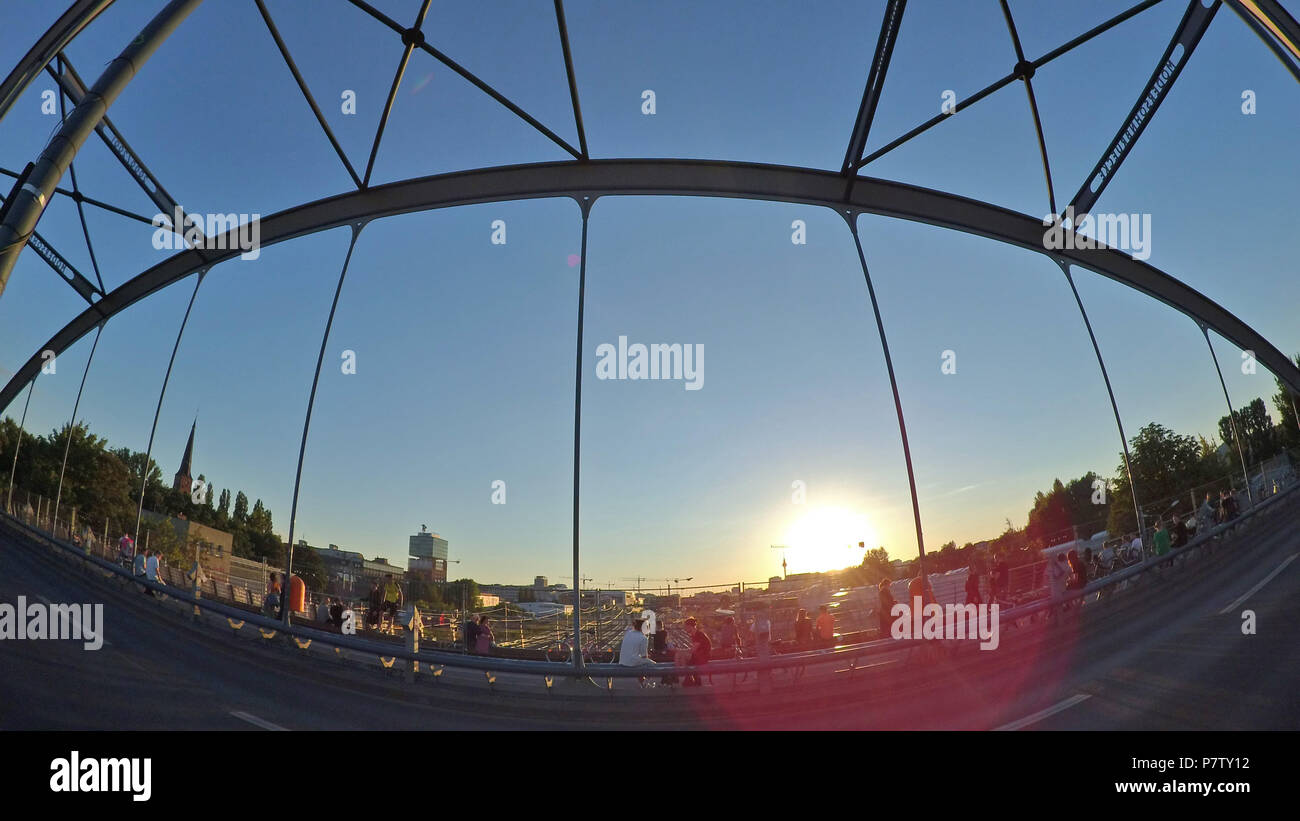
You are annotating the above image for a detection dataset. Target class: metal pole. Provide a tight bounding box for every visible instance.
[5,380,36,513]
[570,197,593,673]
[282,224,365,625]
[1057,262,1145,543]
[844,214,929,578]
[134,272,205,545]
[0,0,204,300]
[53,323,103,526]
[1202,326,1254,505]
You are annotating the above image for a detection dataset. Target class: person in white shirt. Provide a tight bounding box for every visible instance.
[619,617,656,667]
[132,549,147,592]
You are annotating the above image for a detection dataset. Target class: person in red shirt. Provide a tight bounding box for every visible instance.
[676,617,711,686]
[814,605,835,647]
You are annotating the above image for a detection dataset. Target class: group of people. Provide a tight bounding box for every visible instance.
[119,532,165,596]
[793,605,837,647]
[1198,489,1241,532]
[617,614,717,686]
[365,574,405,631]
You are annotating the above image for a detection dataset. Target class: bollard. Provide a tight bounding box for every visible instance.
[403,604,421,682]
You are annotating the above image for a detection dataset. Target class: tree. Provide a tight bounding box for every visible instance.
[294,546,327,594]
[248,498,272,534]
[1025,472,1108,547]
[1218,397,1279,465]
[1107,422,1217,535]
[217,488,230,519]
[233,491,249,524]
[1271,353,1300,450]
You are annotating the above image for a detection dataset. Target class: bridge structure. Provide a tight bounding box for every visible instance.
[0,0,1298,727]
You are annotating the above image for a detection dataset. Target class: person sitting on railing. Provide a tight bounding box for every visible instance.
[677,617,711,686]
[144,549,163,597]
[814,605,835,649]
[132,548,148,591]
[328,598,344,631]
[794,609,812,647]
[618,617,655,668]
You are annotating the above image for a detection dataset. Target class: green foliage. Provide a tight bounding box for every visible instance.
[1218,397,1279,465]
[292,544,327,594]
[0,417,283,573]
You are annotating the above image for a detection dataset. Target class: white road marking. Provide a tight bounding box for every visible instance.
[229,711,288,731]
[994,694,1092,731]
[1218,553,1298,615]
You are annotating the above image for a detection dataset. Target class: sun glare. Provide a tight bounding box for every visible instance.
[783,506,877,574]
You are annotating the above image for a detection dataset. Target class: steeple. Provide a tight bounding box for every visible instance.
[173,419,195,495]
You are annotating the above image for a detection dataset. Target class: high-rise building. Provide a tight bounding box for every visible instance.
[408,525,449,582]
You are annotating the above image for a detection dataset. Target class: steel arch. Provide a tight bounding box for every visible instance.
[1,158,1298,413]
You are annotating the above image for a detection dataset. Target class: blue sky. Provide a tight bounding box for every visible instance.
[1,0,1296,588]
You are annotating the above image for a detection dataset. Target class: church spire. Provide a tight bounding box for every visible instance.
[173,419,195,494]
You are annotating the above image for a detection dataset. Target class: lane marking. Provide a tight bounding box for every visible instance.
[1218,553,1298,615]
[229,711,288,731]
[994,693,1092,731]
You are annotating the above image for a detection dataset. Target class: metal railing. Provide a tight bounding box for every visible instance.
[4,474,1296,685]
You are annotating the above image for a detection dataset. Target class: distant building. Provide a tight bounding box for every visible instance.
[172,420,196,495]
[361,556,404,587]
[141,509,231,577]
[408,525,449,582]
[311,542,365,596]
[534,576,548,588]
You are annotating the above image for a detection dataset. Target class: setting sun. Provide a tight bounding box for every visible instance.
[782,506,878,574]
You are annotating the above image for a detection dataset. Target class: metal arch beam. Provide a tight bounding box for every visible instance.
[1227,0,1300,75]
[1068,0,1220,216]
[0,0,115,126]
[2,158,1298,411]
[0,0,205,300]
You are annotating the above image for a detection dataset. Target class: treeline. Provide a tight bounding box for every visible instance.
[860,362,1300,576]
[0,417,287,568]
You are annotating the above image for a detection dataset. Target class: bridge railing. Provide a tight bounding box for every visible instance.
[1,476,1295,683]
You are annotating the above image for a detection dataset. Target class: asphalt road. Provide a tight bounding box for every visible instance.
[1,496,1297,730]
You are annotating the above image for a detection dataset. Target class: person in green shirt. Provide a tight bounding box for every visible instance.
[381,573,403,631]
[1152,518,1172,567]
